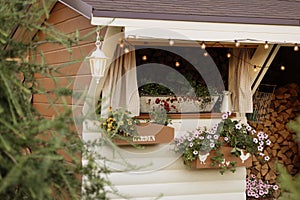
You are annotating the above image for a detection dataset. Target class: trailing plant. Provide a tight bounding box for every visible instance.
[173,112,271,174]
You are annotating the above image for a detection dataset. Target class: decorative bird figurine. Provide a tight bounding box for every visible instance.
[239,150,251,163]
[199,152,210,164]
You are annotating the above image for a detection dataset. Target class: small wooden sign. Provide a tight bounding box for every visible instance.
[113,123,174,145]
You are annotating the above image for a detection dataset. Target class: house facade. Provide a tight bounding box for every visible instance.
[15,0,300,199]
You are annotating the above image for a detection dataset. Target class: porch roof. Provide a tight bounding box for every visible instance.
[61,0,300,26]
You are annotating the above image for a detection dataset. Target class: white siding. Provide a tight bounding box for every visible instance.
[83,119,247,200]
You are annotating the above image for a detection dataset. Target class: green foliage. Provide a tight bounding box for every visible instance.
[0,1,111,199]
[277,164,300,200]
[174,112,271,174]
[277,116,300,200]
[288,116,300,142]
[100,108,140,138]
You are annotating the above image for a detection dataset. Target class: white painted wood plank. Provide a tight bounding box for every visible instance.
[107,180,245,199]
[111,193,245,200]
[107,167,246,185]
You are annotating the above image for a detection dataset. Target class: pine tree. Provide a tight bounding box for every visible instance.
[0,1,110,199]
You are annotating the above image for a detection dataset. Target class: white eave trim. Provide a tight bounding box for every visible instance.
[91,15,300,44]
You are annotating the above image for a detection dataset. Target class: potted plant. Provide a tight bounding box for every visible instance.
[173,112,271,174]
[100,107,174,145]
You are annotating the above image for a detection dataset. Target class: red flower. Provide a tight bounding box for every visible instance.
[155,98,161,104]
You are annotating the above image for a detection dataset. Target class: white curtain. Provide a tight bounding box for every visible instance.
[228,49,253,113]
[101,46,140,117]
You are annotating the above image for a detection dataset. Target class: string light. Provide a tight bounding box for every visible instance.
[169,39,175,46]
[203,51,208,57]
[280,65,285,71]
[119,40,124,48]
[294,43,299,51]
[253,65,257,72]
[142,55,147,61]
[226,52,231,58]
[201,42,206,49]
[235,40,240,47]
[264,41,269,49]
[124,47,130,53]
[175,61,180,67]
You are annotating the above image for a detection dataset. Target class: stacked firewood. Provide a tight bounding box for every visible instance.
[248,83,300,198]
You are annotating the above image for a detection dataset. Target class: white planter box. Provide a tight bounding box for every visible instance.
[140,95,219,113]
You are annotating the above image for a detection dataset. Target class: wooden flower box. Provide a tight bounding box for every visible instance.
[113,123,174,145]
[189,147,252,169]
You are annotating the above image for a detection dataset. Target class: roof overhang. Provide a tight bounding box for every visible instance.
[91,16,300,45]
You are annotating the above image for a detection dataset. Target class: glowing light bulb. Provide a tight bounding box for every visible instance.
[254,65,257,72]
[175,61,180,67]
[142,55,147,61]
[203,52,208,57]
[280,65,285,71]
[227,52,231,58]
[235,40,240,47]
[201,42,206,49]
[169,39,174,46]
[264,41,269,49]
[124,48,130,53]
[294,43,299,51]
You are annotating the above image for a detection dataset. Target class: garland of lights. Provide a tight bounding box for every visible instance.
[119,38,298,71]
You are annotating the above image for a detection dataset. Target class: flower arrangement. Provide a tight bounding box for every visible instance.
[246,174,279,199]
[148,97,177,125]
[173,112,271,174]
[100,108,140,138]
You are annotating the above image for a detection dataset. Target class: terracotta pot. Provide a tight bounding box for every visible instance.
[113,123,174,145]
[189,146,252,169]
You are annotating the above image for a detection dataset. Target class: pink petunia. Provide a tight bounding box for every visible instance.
[222,113,228,119]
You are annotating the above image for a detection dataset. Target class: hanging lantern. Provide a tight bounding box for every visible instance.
[87,31,108,84]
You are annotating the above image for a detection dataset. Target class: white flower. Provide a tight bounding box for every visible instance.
[207,135,212,139]
[193,150,198,155]
[253,138,258,143]
[264,133,268,139]
[235,124,242,129]
[258,146,263,151]
[213,135,219,140]
[224,137,229,141]
[266,139,271,146]
[264,156,270,161]
[222,113,228,119]
[251,130,257,135]
[246,125,252,131]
